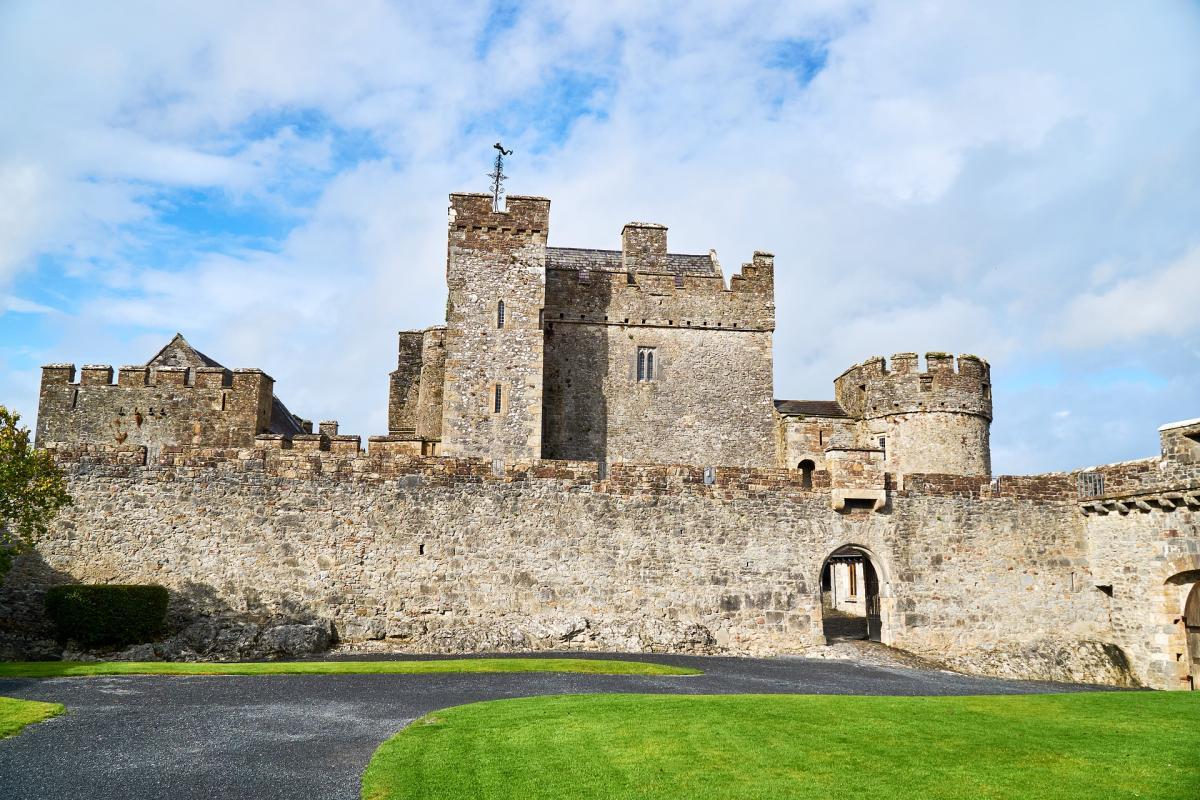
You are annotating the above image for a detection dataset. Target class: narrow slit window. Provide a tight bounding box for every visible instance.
[497,300,505,329]
[494,384,503,413]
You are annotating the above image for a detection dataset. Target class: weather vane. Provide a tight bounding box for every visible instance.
[489,142,513,211]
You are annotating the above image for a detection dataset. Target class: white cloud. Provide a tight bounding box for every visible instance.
[1,0,1199,472]
[1053,246,1200,347]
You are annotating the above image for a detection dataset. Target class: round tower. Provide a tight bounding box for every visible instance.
[833,352,992,477]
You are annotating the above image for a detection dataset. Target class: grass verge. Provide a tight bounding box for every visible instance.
[361,692,1200,800]
[0,657,699,679]
[0,696,65,738]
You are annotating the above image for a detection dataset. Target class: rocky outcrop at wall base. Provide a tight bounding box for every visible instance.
[374,614,719,655]
[91,617,335,662]
[940,639,1138,687]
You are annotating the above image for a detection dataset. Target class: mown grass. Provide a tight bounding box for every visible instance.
[362,692,1200,800]
[0,657,700,679]
[0,696,65,738]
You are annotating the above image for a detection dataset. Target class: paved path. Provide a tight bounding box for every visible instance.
[0,652,1118,800]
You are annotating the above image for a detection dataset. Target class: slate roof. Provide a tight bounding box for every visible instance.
[145,333,224,369]
[546,247,718,276]
[269,396,307,437]
[774,400,848,418]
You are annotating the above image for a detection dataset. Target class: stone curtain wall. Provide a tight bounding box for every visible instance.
[3,444,1127,684]
[1077,433,1200,689]
[1085,509,1200,689]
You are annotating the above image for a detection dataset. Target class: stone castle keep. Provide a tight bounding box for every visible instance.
[12,192,1200,689]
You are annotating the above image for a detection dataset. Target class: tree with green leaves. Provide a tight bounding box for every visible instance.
[0,406,71,578]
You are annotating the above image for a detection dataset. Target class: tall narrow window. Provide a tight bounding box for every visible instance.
[848,562,858,597]
[878,436,886,460]
[497,300,505,329]
[637,347,657,382]
[494,384,503,413]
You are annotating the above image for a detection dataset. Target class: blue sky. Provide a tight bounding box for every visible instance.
[1,1,1198,473]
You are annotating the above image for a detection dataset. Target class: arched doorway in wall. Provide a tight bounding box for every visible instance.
[1185,582,1200,690]
[819,545,883,643]
[798,459,815,489]
[1163,568,1200,690]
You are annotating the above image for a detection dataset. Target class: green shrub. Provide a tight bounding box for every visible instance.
[44,585,169,647]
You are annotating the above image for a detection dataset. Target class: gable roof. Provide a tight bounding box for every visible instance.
[145,333,307,437]
[774,400,848,418]
[145,333,224,369]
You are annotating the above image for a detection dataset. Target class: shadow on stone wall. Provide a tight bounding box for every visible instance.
[0,551,76,660]
[0,555,334,662]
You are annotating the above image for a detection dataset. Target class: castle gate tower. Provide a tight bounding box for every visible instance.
[440,193,550,462]
[834,353,993,477]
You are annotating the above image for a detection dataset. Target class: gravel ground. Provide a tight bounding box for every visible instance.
[0,652,1121,800]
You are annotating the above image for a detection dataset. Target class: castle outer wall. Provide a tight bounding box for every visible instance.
[9,440,1196,688]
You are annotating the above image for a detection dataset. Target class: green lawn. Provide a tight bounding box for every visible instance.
[0,696,65,738]
[0,658,699,679]
[361,692,1200,800]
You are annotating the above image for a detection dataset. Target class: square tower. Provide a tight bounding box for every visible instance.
[440,193,550,462]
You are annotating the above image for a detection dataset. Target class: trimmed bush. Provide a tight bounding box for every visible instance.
[45,584,169,647]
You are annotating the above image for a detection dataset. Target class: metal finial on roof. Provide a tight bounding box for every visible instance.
[489,142,513,211]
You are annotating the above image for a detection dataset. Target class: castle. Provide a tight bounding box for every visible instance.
[15,192,1200,690]
[37,192,993,488]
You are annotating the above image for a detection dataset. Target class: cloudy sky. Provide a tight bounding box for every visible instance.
[1,1,1198,474]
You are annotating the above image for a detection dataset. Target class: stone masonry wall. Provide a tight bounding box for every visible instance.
[388,332,424,436]
[36,364,274,454]
[1076,438,1200,689]
[1,444,1127,684]
[543,324,776,467]
[835,353,991,477]
[388,326,446,448]
[441,193,548,462]
[542,251,776,466]
[779,415,856,470]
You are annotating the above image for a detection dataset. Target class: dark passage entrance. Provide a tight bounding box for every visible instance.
[1186,583,1200,690]
[820,546,881,643]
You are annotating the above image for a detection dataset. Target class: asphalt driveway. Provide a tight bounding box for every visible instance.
[0,652,1118,800]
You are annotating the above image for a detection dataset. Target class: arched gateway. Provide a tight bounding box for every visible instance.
[818,544,892,645]
[1185,582,1200,690]
[1164,565,1200,690]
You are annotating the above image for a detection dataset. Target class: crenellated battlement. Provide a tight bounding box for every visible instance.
[41,363,273,390]
[834,352,992,421]
[448,192,550,251]
[544,251,774,331]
